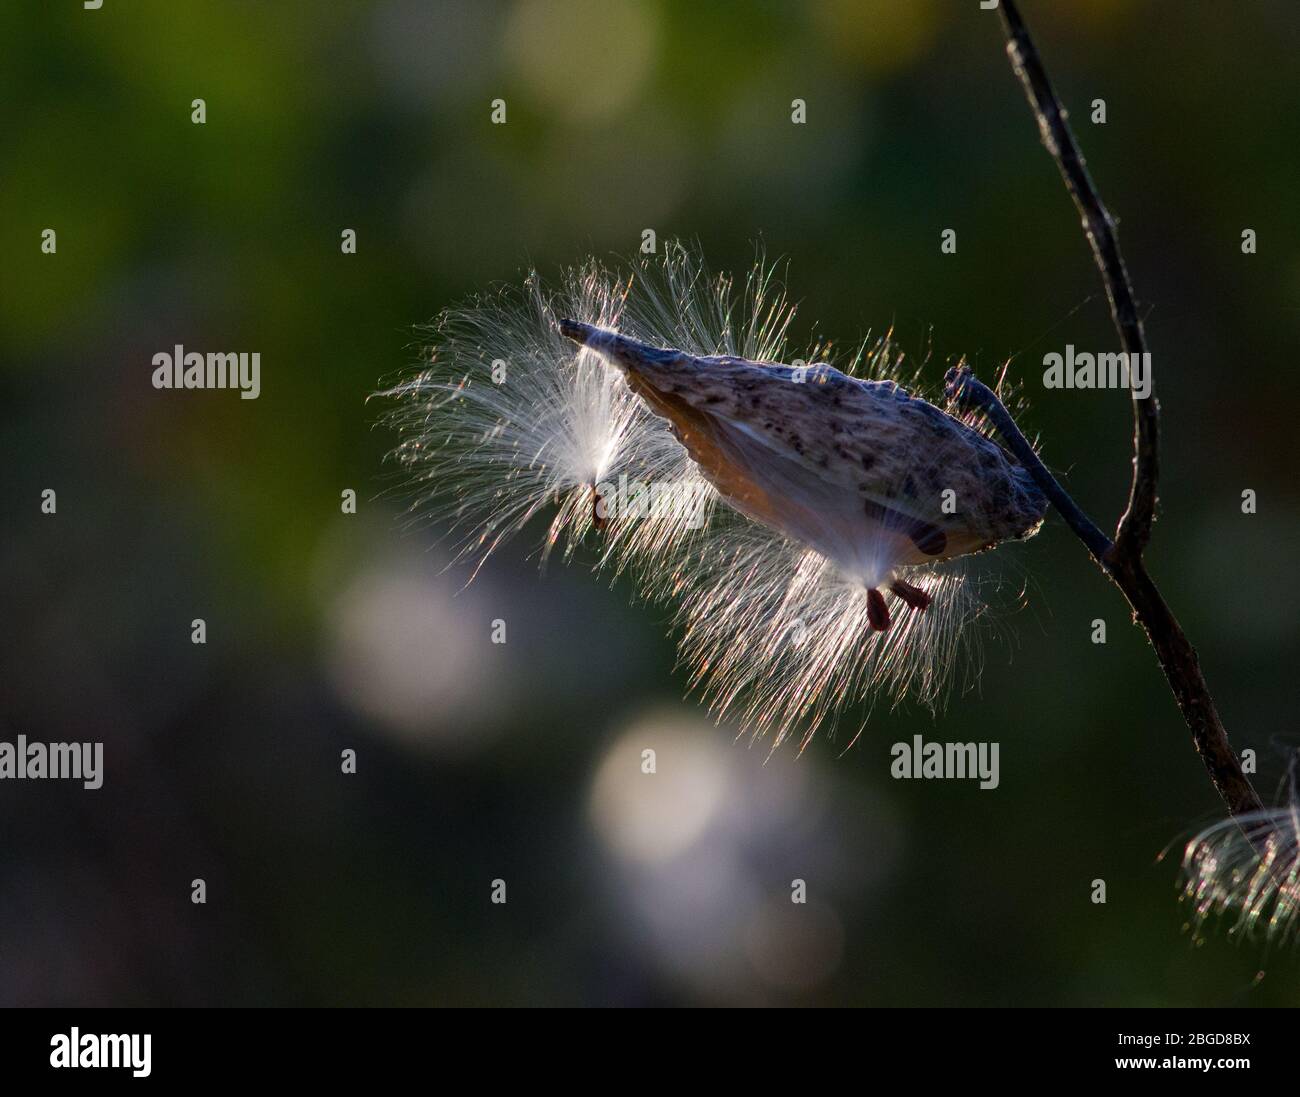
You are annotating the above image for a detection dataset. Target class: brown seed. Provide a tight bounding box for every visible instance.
[866,588,891,632]
[889,578,932,612]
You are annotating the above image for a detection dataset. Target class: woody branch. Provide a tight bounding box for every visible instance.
[944,0,1263,827]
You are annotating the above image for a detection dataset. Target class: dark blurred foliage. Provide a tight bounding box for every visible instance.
[1,0,1297,1006]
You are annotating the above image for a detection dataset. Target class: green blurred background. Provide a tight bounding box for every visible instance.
[2,0,1298,1006]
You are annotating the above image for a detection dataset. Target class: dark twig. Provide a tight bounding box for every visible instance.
[946,368,1261,822]
[947,370,1111,563]
[955,2,1264,826]
[998,0,1158,563]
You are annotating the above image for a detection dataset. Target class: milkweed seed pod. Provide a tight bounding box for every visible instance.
[379,241,1047,746]
[557,320,1047,628]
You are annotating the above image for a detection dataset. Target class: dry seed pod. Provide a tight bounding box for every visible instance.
[559,319,1046,629]
[379,241,1048,745]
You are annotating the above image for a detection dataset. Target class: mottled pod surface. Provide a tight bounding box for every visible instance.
[560,319,1046,587]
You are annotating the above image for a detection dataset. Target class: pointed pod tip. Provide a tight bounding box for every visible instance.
[558,318,595,345]
[556,320,687,374]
